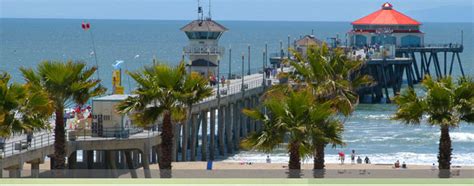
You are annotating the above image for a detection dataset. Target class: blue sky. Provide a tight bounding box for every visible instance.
[1,0,473,22]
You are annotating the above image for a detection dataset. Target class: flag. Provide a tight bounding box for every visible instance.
[113,60,124,69]
[81,21,91,31]
[90,51,95,56]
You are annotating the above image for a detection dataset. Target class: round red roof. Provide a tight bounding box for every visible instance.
[352,2,420,26]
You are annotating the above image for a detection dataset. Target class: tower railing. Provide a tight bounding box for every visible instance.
[184,46,225,55]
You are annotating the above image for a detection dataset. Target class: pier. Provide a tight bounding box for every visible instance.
[0,69,279,178]
[397,44,465,82]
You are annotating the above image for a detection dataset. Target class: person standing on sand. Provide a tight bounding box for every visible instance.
[338,151,345,165]
[266,155,271,163]
[431,163,437,171]
[364,156,370,164]
[351,150,356,164]
[357,156,362,164]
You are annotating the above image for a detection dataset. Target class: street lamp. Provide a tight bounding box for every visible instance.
[247,45,251,75]
[241,53,245,91]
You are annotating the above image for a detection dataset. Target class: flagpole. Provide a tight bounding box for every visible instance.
[88,25,100,80]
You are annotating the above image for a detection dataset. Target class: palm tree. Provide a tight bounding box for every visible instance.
[241,87,335,177]
[0,72,53,137]
[288,44,373,170]
[117,62,210,178]
[20,61,105,169]
[393,76,474,177]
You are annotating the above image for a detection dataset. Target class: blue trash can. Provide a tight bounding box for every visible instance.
[206,160,213,170]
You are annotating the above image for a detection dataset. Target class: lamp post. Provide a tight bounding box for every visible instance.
[247,45,251,75]
[241,53,245,91]
[279,40,283,72]
[265,43,268,68]
[262,49,266,87]
[287,35,290,59]
[217,59,220,98]
[228,46,232,79]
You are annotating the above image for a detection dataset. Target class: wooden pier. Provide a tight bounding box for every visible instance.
[397,44,465,82]
[357,44,465,103]
[0,71,274,178]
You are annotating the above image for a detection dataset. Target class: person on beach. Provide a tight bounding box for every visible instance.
[402,161,407,169]
[394,160,400,168]
[351,150,356,164]
[266,155,271,163]
[338,151,345,164]
[431,163,437,171]
[364,156,371,164]
[357,156,362,164]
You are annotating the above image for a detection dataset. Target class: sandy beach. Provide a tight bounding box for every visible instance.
[11,160,473,178]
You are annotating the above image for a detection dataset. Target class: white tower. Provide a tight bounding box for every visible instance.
[181,1,227,77]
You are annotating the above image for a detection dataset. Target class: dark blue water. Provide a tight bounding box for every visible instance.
[1,19,473,165]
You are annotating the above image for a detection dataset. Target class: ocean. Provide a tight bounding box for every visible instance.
[1,18,473,165]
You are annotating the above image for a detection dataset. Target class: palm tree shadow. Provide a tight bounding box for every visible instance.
[438,170,451,178]
[286,169,302,178]
[312,169,326,178]
[160,169,172,178]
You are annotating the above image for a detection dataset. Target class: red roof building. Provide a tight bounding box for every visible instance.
[349,2,424,47]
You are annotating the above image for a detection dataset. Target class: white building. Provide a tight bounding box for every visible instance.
[181,18,228,77]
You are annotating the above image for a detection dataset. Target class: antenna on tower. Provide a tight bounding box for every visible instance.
[208,0,212,20]
[197,0,203,21]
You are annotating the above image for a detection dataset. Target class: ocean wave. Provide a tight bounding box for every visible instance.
[450,132,474,142]
[429,132,474,143]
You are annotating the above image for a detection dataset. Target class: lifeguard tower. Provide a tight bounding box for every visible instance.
[181,1,227,77]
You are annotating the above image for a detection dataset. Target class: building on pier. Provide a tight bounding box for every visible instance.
[349,2,424,48]
[294,35,323,58]
[91,94,142,138]
[181,12,227,77]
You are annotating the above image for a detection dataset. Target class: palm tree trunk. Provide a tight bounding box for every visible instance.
[53,109,66,169]
[438,125,452,178]
[313,143,326,178]
[313,143,326,169]
[159,112,173,178]
[288,142,301,178]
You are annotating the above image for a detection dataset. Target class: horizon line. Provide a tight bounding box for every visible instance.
[1,17,473,24]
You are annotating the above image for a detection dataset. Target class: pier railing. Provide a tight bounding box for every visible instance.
[398,43,463,49]
[0,125,161,159]
[0,132,54,159]
[201,78,265,103]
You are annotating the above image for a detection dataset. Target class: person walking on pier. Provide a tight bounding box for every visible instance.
[0,137,5,152]
[221,76,226,87]
[26,132,33,147]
